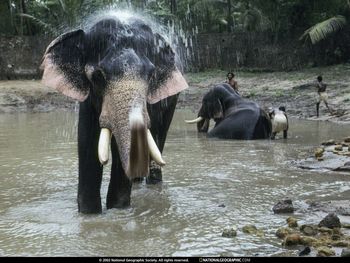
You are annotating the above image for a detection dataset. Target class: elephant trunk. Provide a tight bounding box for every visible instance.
[98,78,154,179]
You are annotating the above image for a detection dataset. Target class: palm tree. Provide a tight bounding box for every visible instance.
[300,0,350,44]
[300,15,347,44]
[20,0,116,36]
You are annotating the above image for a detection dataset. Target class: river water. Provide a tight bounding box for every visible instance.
[0,109,349,257]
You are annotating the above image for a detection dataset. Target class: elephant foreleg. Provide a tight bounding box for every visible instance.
[271,132,277,140]
[77,101,103,214]
[106,138,132,209]
[283,130,288,139]
[147,94,179,184]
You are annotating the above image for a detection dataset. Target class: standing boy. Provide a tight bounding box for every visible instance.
[315,75,332,117]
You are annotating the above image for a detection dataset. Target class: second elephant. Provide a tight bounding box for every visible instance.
[186,84,272,139]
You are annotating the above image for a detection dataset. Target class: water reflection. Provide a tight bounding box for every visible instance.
[0,110,349,256]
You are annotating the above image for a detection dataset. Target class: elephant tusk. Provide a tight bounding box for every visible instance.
[147,129,166,166]
[98,128,111,165]
[184,116,204,124]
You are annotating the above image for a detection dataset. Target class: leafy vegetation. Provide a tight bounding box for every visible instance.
[1,1,350,69]
[0,0,349,38]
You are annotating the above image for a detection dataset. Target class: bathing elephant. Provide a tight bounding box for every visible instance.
[186,84,271,139]
[41,17,188,214]
[268,106,288,139]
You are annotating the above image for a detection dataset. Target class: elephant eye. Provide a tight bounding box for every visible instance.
[85,65,107,97]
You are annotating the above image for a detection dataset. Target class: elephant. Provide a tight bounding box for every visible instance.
[268,106,288,139]
[185,83,271,139]
[40,16,188,214]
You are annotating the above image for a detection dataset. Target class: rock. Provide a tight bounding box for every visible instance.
[322,139,336,146]
[241,225,264,236]
[271,251,299,257]
[273,199,295,214]
[318,213,341,229]
[300,236,318,246]
[317,246,335,257]
[344,137,350,143]
[276,227,292,239]
[287,217,298,228]
[242,225,257,234]
[315,147,325,158]
[332,228,342,236]
[341,248,350,257]
[317,157,324,161]
[332,241,349,247]
[222,227,237,238]
[318,227,333,235]
[299,246,311,256]
[283,233,302,246]
[300,224,318,236]
[331,234,341,240]
[334,145,343,151]
[341,223,350,229]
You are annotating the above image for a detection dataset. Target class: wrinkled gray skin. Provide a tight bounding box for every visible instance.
[41,17,188,214]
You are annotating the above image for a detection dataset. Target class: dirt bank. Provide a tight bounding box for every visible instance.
[1,64,350,125]
[181,64,350,124]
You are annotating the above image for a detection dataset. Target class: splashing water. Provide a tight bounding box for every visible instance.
[75,8,196,72]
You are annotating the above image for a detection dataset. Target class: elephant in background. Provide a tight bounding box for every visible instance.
[41,16,188,214]
[268,106,288,139]
[186,84,271,139]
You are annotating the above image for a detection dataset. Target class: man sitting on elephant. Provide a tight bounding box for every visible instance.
[185,83,272,140]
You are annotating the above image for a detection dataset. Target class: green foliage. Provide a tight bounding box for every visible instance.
[300,15,347,44]
[1,0,350,42]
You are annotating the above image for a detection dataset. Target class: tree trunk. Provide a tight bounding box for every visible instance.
[227,0,234,32]
[170,0,177,14]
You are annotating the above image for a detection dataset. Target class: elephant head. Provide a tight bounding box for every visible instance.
[186,84,239,132]
[41,17,188,179]
[186,84,271,139]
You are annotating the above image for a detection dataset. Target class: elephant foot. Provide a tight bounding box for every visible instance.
[132,177,144,184]
[77,195,102,214]
[106,196,130,209]
[106,193,130,209]
[146,161,162,184]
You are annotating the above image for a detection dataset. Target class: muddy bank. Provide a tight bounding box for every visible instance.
[182,64,350,124]
[1,64,350,125]
[0,80,76,113]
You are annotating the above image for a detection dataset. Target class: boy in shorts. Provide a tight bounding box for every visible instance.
[315,75,332,117]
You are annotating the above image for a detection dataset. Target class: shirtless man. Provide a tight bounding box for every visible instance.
[226,72,239,93]
[315,75,332,117]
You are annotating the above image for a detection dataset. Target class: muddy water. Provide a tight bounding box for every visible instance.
[0,110,349,257]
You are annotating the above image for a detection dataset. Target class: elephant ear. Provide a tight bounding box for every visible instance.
[41,30,90,102]
[147,34,188,104]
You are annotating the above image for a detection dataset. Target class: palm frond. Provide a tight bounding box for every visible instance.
[59,0,67,13]
[19,13,57,36]
[300,15,347,44]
